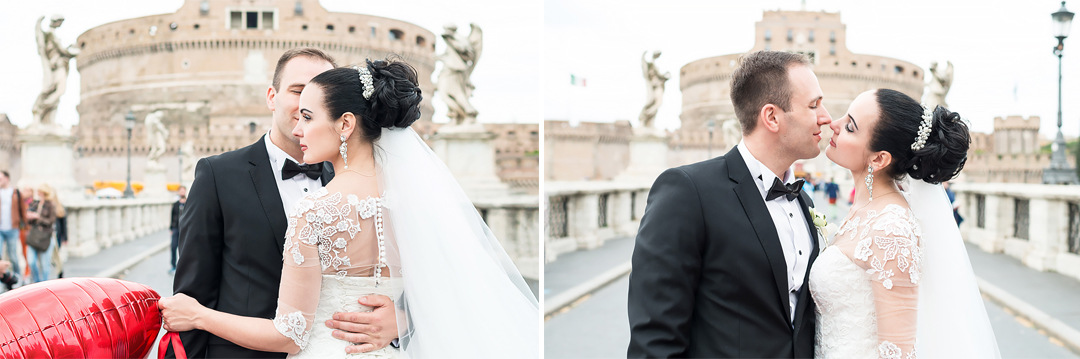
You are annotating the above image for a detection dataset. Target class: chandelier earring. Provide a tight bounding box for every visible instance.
[339,134,349,169]
[865,164,874,202]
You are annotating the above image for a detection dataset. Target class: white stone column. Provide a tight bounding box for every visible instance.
[612,191,634,237]
[157,203,167,231]
[110,206,124,245]
[143,168,169,199]
[544,193,574,263]
[16,126,81,200]
[571,193,600,249]
[132,204,144,237]
[633,189,649,222]
[97,206,112,248]
[70,206,100,257]
[980,193,1002,251]
[594,192,616,241]
[430,124,511,201]
[998,195,1026,259]
[615,128,669,186]
[516,207,540,280]
[486,207,513,255]
[1025,198,1066,271]
[522,208,539,257]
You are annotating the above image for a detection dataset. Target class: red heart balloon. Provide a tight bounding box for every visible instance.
[0,278,162,358]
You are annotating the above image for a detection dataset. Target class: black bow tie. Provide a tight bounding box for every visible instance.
[766,177,804,201]
[281,159,322,180]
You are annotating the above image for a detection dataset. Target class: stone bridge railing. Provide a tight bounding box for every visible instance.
[545,181,650,262]
[64,198,174,258]
[954,182,1080,281]
[62,195,541,280]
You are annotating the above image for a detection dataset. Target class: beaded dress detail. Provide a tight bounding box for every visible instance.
[271,188,403,358]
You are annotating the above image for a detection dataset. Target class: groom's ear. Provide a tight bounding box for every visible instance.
[759,104,781,133]
[265,86,277,112]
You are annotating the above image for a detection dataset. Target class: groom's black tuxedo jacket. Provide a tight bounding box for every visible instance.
[628,146,819,358]
[172,135,333,358]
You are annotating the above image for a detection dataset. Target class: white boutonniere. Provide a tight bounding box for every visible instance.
[810,209,838,252]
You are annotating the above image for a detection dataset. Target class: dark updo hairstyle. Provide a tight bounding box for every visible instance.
[309,56,423,143]
[871,89,970,184]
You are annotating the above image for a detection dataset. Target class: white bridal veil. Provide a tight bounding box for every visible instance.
[902,178,1001,358]
[374,127,539,358]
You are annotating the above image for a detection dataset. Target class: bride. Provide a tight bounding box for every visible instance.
[159,58,539,358]
[811,88,1000,358]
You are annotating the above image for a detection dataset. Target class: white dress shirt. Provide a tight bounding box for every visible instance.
[736,141,814,325]
[264,131,325,216]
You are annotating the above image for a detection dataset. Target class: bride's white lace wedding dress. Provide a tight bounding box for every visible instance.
[272,188,404,359]
[809,204,922,359]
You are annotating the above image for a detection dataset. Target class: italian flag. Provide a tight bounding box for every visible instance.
[570,74,587,87]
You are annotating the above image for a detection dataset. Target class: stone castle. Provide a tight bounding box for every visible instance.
[1,0,537,194]
[678,10,924,133]
[964,115,1075,184]
[547,9,925,182]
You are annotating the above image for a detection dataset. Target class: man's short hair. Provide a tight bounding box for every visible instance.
[730,50,810,135]
[272,48,338,91]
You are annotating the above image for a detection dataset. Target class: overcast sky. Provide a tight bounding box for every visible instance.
[546,0,1080,138]
[0,0,541,128]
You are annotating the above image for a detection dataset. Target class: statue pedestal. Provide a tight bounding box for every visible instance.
[615,127,669,186]
[18,124,81,199]
[143,165,169,199]
[431,124,510,201]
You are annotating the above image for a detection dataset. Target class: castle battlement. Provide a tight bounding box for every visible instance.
[679,9,924,134]
[994,115,1041,131]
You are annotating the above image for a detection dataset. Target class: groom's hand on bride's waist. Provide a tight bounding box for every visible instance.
[326,294,399,354]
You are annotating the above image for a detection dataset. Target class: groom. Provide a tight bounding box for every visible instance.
[628,50,831,358]
[173,48,398,358]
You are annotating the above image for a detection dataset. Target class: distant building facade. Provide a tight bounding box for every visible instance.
[679,10,924,134]
[7,0,536,192]
[964,116,1073,184]
[0,114,20,179]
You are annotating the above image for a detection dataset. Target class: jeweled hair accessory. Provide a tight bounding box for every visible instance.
[911,105,934,151]
[355,65,374,100]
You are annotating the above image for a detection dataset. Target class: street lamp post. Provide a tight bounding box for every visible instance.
[123,111,136,198]
[707,120,715,159]
[1045,1,1078,184]
[178,147,183,185]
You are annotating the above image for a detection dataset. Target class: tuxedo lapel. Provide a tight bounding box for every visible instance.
[247,136,288,253]
[726,148,791,326]
[797,191,819,256]
[792,190,820,336]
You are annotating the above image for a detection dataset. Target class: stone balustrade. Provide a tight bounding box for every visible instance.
[953,183,1080,281]
[60,195,541,280]
[474,195,541,280]
[545,181,651,262]
[63,197,175,258]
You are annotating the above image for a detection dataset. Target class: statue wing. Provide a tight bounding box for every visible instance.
[467,23,483,72]
[642,51,650,78]
[35,16,46,56]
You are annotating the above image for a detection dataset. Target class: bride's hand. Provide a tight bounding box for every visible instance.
[158,293,205,332]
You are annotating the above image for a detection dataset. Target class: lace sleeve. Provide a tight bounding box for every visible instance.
[852,206,922,359]
[272,196,324,351]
